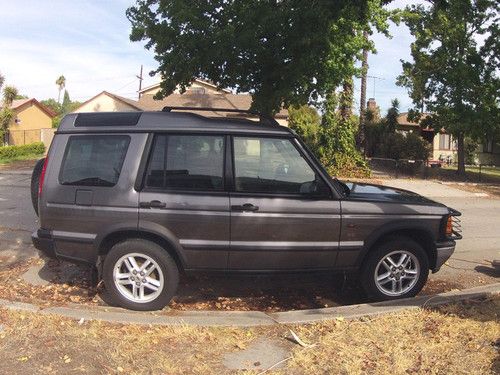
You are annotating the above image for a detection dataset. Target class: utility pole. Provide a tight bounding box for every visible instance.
[367,75,385,98]
[136,65,143,99]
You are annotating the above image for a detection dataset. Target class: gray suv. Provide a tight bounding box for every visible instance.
[32,109,461,311]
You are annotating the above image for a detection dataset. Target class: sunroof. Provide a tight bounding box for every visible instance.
[74,112,142,127]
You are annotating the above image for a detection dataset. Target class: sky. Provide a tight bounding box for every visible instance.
[0,0,416,114]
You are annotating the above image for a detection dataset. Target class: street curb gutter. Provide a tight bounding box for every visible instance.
[0,170,32,175]
[0,283,499,327]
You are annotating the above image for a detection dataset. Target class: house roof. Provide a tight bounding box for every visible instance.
[9,98,56,118]
[397,112,430,127]
[74,90,289,119]
[137,93,289,118]
[138,78,232,94]
[74,91,144,112]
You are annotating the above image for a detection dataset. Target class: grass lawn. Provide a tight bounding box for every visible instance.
[441,165,500,183]
[0,153,43,166]
[0,296,498,374]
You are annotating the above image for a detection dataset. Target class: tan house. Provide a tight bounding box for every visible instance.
[74,91,143,113]
[74,79,289,126]
[397,112,457,161]
[6,98,56,147]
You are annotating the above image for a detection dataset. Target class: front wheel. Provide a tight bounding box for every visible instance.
[360,237,429,301]
[102,239,179,311]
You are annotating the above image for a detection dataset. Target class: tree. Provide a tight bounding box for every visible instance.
[0,85,18,145]
[127,1,391,115]
[397,0,500,175]
[0,73,4,92]
[55,75,66,103]
[288,104,321,154]
[42,91,81,128]
[318,91,370,178]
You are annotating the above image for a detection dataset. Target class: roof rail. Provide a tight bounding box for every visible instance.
[161,106,281,127]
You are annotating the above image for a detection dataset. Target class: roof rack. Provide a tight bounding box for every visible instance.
[161,106,281,127]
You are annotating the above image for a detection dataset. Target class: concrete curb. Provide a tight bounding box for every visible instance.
[0,170,32,175]
[0,283,498,327]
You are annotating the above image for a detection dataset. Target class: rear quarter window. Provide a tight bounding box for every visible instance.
[59,135,130,187]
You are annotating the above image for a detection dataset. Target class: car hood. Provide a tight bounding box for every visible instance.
[344,182,444,206]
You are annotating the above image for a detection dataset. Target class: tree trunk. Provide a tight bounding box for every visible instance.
[357,30,369,153]
[456,132,466,176]
[340,78,353,121]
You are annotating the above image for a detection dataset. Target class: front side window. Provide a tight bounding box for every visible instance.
[233,137,326,195]
[145,134,224,191]
[59,135,130,187]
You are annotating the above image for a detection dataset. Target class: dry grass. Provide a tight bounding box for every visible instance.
[0,308,256,374]
[285,296,500,375]
[0,296,498,374]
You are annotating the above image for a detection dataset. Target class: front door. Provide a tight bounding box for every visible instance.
[228,136,341,270]
[139,134,230,269]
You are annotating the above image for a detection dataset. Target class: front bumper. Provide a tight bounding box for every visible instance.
[433,240,456,272]
[32,229,57,259]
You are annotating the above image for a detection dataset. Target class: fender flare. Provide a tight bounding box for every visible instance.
[355,221,437,267]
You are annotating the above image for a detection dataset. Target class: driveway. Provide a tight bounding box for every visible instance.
[0,170,498,310]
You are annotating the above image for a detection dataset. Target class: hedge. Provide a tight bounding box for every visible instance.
[0,142,45,159]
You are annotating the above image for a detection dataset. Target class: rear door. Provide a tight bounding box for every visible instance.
[228,136,341,270]
[138,133,230,269]
[42,133,141,262]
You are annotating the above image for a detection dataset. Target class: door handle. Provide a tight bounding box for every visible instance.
[139,200,166,209]
[231,203,259,212]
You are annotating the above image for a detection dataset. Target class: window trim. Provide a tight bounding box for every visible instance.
[58,134,130,188]
[141,132,227,193]
[229,135,333,199]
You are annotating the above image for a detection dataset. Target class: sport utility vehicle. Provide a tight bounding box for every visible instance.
[32,109,462,310]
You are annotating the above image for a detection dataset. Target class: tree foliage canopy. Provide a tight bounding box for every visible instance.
[397,0,499,173]
[127,0,391,115]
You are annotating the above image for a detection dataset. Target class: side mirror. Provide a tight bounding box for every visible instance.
[299,181,318,195]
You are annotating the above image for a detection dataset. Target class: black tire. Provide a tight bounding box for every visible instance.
[30,158,45,216]
[102,239,179,311]
[360,237,429,301]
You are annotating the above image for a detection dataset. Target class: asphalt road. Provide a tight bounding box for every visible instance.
[0,171,498,287]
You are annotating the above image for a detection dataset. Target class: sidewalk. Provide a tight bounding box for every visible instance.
[380,178,488,198]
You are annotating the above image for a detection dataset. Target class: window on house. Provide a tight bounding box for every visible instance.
[439,134,451,150]
[485,138,493,153]
[145,134,224,191]
[188,87,205,95]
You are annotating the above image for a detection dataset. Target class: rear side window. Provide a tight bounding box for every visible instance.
[59,135,130,187]
[145,134,224,191]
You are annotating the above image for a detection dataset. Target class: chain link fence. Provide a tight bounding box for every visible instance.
[369,157,499,182]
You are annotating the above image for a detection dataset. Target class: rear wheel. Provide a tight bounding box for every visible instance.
[30,158,45,216]
[360,237,429,301]
[102,239,179,311]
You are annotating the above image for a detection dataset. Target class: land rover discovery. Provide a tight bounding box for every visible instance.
[31,109,462,311]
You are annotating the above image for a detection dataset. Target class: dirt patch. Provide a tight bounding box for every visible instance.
[0,258,364,311]
[440,182,500,198]
[1,258,497,314]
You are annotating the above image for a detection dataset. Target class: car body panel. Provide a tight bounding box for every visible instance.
[33,111,460,274]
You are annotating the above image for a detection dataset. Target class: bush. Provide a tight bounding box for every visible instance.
[0,142,45,159]
[288,105,321,154]
[377,132,431,161]
[322,153,371,178]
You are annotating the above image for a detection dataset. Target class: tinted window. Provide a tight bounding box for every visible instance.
[59,135,130,187]
[234,137,325,195]
[146,134,224,191]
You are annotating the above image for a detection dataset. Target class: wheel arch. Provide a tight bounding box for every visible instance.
[97,229,186,271]
[357,224,437,270]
